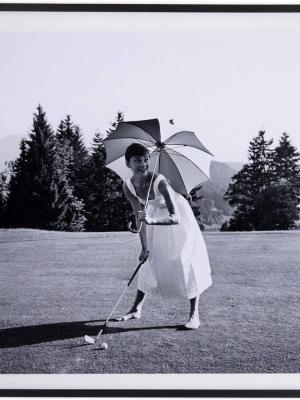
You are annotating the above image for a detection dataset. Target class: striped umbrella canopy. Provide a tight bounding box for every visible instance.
[103,118,213,196]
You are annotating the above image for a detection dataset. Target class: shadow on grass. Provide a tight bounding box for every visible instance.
[0,320,184,348]
[0,319,104,349]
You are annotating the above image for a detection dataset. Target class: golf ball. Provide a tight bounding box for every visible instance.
[100,343,108,350]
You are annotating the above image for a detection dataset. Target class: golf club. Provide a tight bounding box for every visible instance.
[84,251,149,345]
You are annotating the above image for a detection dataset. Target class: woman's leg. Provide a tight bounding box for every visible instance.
[118,289,146,321]
[185,295,200,329]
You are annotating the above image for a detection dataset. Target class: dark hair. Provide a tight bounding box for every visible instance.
[125,143,150,162]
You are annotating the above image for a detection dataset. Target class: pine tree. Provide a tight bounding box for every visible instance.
[52,115,89,231]
[51,137,86,232]
[86,125,133,232]
[5,139,31,228]
[249,132,300,230]
[220,220,229,231]
[0,174,5,224]
[90,130,106,166]
[0,167,9,227]
[225,130,300,231]
[23,104,58,229]
[106,111,124,136]
[104,111,133,231]
[246,130,274,194]
[271,132,300,202]
[6,105,59,230]
[252,182,299,230]
[56,115,90,204]
[6,105,86,231]
[86,111,135,231]
[224,131,274,231]
[85,130,110,231]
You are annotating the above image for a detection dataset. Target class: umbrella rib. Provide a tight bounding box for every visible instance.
[124,123,157,145]
[169,143,214,156]
[135,138,155,147]
[164,131,187,144]
[164,132,214,156]
[165,148,211,182]
[161,150,186,194]
[159,149,161,172]
[166,145,187,150]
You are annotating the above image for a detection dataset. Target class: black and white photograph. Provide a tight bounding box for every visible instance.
[0,3,300,391]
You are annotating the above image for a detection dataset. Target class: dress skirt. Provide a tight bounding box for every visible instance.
[126,174,212,300]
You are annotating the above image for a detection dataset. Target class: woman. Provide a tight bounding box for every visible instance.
[119,143,212,329]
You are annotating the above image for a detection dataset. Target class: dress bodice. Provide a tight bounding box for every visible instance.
[126,174,168,208]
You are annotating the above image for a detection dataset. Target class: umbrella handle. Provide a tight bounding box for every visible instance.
[128,221,143,234]
[128,150,160,234]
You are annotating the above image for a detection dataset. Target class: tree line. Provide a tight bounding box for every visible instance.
[222,131,300,231]
[0,105,134,231]
[1,106,299,232]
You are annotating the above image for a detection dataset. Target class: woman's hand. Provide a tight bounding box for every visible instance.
[138,210,152,225]
[169,213,179,225]
[139,248,149,263]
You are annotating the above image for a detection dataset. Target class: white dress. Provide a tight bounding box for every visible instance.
[126,174,212,300]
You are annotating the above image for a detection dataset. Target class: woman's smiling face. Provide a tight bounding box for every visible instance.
[127,154,150,177]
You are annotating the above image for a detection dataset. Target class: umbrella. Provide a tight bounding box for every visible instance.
[103,118,213,196]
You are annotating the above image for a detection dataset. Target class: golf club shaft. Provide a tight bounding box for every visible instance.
[94,256,148,342]
[128,255,148,286]
[95,285,129,341]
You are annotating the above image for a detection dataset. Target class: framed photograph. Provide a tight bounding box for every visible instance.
[1,2,300,397]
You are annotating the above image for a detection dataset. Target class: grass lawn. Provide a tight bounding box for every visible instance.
[0,229,300,374]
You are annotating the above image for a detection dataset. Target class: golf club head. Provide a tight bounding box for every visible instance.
[84,335,95,344]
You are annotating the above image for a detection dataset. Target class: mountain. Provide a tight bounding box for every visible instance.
[194,161,243,229]
[0,135,24,171]
[225,162,244,172]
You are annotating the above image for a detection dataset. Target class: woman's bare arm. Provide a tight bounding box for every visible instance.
[123,183,147,250]
[138,180,180,226]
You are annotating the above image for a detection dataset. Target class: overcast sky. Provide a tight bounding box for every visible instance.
[1,13,300,162]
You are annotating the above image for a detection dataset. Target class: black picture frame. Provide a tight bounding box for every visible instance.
[1,2,300,397]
